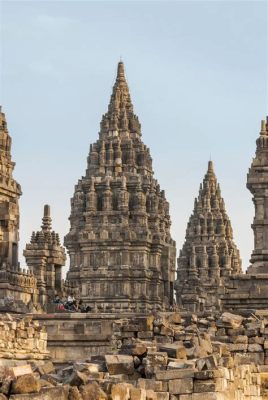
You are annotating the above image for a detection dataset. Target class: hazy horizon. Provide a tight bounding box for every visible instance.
[1,0,267,275]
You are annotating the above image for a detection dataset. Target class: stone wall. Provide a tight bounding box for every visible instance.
[34,312,124,361]
[0,314,49,362]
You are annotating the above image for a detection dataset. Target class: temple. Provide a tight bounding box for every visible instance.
[0,107,38,309]
[222,118,268,312]
[247,117,268,274]
[0,64,268,316]
[64,62,176,312]
[0,107,21,269]
[1,63,268,400]
[175,161,242,312]
[24,204,66,307]
[0,107,65,310]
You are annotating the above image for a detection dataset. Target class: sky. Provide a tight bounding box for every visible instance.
[0,0,267,275]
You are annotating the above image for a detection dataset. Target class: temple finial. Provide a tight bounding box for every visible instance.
[41,204,52,231]
[116,61,126,82]
[208,160,214,174]
[260,119,268,135]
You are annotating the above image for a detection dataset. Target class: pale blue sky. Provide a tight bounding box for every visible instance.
[1,0,267,272]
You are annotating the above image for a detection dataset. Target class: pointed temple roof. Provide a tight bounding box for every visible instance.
[0,107,21,196]
[100,61,141,140]
[247,117,268,274]
[0,107,22,269]
[29,205,62,246]
[65,62,176,311]
[247,117,268,170]
[177,160,242,280]
[175,161,242,311]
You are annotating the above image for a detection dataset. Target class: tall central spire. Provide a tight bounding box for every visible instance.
[65,62,176,313]
[100,61,141,139]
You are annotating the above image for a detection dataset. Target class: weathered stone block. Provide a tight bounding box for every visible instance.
[11,374,41,394]
[12,365,33,378]
[194,369,225,380]
[80,382,107,400]
[155,392,169,400]
[10,386,69,400]
[248,343,263,352]
[65,370,88,386]
[228,343,247,352]
[146,389,157,400]
[169,378,193,394]
[105,355,134,375]
[130,387,146,400]
[38,361,55,376]
[137,332,154,340]
[234,352,264,365]
[155,368,195,380]
[145,352,168,366]
[120,343,147,356]
[220,313,243,328]
[232,335,248,344]
[168,313,182,325]
[196,355,217,371]
[192,394,225,400]
[193,378,227,393]
[137,379,162,391]
[158,343,186,359]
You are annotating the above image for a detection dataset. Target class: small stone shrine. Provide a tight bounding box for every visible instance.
[24,205,66,306]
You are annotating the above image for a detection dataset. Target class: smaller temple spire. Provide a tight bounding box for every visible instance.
[247,116,268,274]
[175,160,242,312]
[24,205,66,306]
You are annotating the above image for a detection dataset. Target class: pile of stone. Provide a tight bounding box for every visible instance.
[1,312,268,399]
[112,311,268,368]
[0,314,49,360]
[0,344,263,399]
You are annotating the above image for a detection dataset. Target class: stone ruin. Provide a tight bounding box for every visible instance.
[0,310,268,399]
[1,62,268,398]
[1,62,268,314]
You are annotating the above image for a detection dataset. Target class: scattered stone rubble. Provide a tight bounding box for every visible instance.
[2,312,268,399]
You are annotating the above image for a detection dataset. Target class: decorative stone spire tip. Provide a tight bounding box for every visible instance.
[116,61,126,82]
[260,117,268,135]
[44,204,50,218]
[41,204,52,231]
[208,160,214,174]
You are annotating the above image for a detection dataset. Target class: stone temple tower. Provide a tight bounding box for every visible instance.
[0,107,22,268]
[247,117,268,274]
[24,205,66,306]
[175,161,242,312]
[65,62,176,312]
